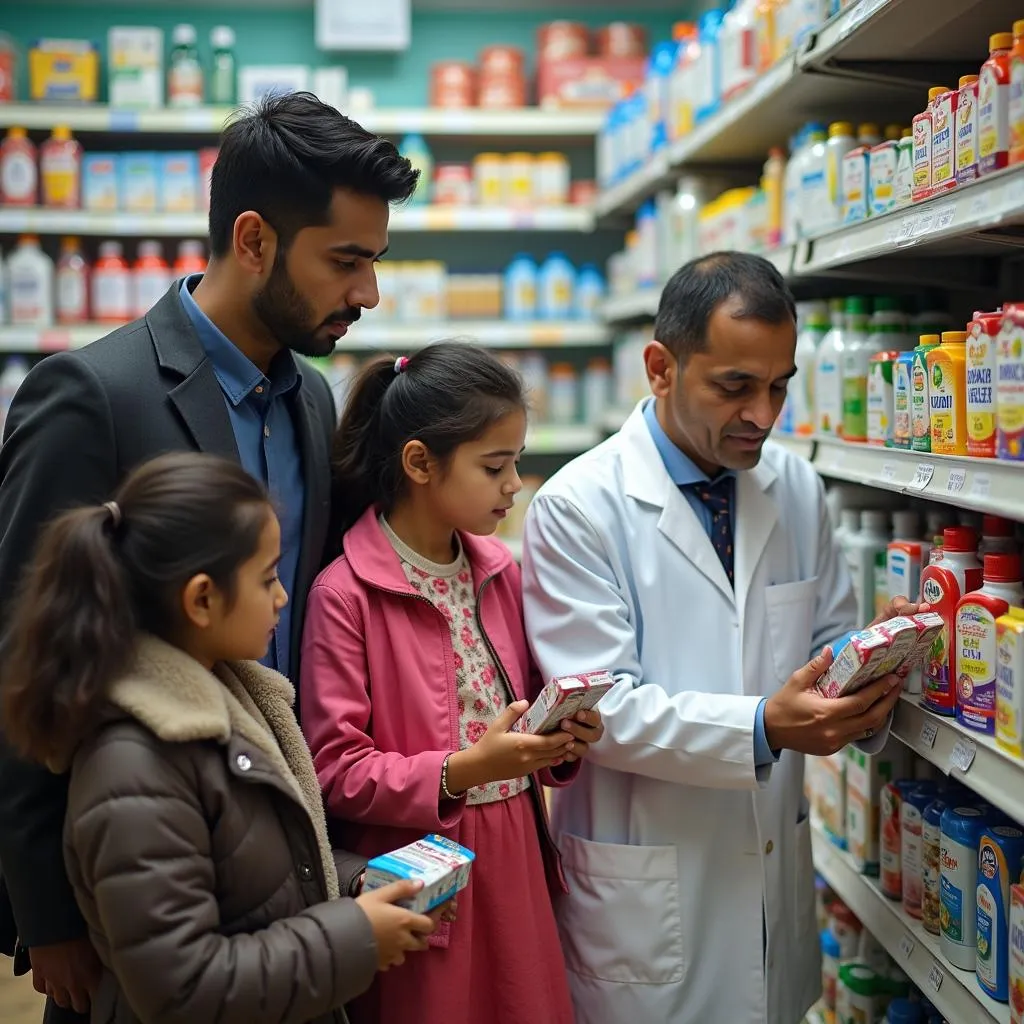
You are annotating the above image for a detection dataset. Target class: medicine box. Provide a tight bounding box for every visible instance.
[108,27,163,109]
[28,40,99,103]
[82,154,120,212]
[362,834,475,914]
[512,670,615,735]
[160,152,200,213]
[121,152,159,214]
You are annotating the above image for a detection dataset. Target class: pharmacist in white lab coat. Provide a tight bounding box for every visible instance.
[522,252,922,1024]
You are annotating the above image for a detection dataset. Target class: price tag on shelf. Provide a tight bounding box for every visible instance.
[896,216,918,244]
[915,210,936,237]
[949,736,977,773]
[908,463,935,491]
[899,934,915,960]
[919,720,938,749]
[946,468,967,494]
[881,462,898,484]
[970,472,992,498]
[927,962,943,993]
[933,204,957,232]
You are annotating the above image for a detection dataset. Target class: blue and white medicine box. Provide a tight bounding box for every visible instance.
[362,834,475,913]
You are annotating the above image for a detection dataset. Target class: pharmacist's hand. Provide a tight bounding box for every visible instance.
[444,701,573,792]
[559,709,604,764]
[356,880,436,971]
[763,647,902,756]
[869,595,931,628]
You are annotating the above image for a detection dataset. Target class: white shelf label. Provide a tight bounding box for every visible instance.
[881,462,898,483]
[915,210,936,237]
[896,216,918,244]
[950,736,977,774]
[927,962,943,992]
[970,472,992,498]
[899,933,916,960]
[908,463,935,491]
[946,468,967,494]
[933,204,957,232]
[919,720,938,749]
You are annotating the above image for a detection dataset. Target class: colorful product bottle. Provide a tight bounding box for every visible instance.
[910,335,941,452]
[996,607,1024,758]
[956,553,1024,734]
[977,825,1024,1000]
[174,239,207,277]
[927,331,968,455]
[892,348,915,449]
[39,125,82,209]
[1009,20,1024,165]
[998,302,1024,460]
[968,310,1002,457]
[922,526,983,714]
[941,805,995,971]
[902,782,940,919]
[56,236,89,324]
[132,240,172,318]
[91,240,132,324]
[0,126,37,206]
[980,32,1013,175]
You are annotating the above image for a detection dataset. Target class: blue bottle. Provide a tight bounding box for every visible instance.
[503,254,538,321]
[575,264,606,321]
[695,8,727,124]
[537,253,576,320]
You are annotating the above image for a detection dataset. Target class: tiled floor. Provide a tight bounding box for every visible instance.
[0,970,43,1024]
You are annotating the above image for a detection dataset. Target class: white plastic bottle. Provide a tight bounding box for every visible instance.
[0,355,29,436]
[835,508,862,551]
[788,299,828,436]
[721,0,759,101]
[782,128,805,245]
[825,121,858,229]
[797,123,828,236]
[8,235,54,327]
[814,298,852,437]
[846,510,891,626]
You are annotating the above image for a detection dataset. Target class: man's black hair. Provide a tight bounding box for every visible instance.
[653,251,797,360]
[208,91,419,257]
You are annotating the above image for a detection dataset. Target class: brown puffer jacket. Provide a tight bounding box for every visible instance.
[60,636,378,1024]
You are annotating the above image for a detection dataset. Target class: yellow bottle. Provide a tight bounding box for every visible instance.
[926,330,969,454]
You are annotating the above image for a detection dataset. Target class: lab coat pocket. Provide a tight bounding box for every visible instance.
[764,577,818,684]
[557,831,685,984]
[792,816,817,935]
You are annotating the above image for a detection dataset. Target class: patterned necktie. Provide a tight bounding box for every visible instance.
[686,476,735,588]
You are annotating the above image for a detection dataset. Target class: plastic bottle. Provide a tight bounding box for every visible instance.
[694,9,726,124]
[537,252,575,320]
[857,122,882,148]
[836,963,882,1024]
[91,241,132,324]
[0,357,29,436]
[967,309,1002,457]
[503,254,538,321]
[55,236,89,325]
[548,363,579,424]
[755,0,778,72]
[894,129,914,208]
[209,26,236,106]
[798,122,829,237]
[922,526,983,716]
[644,41,677,154]
[174,240,207,277]
[940,804,995,970]
[825,121,858,228]
[846,509,890,627]
[980,515,1018,557]
[927,330,968,455]
[976,824,1024,1001]
[782,128,805,244]
[168,25,204,108]
[762,146,785,248]
[39,126,81,209]
[0,127,37,206]
[910,334,941,452]
[956,553,1024,734]
[922,796,949,935]
[980,32,1013,176]
[844,298,904,442]
[668,22,700,141]
[902,781,940,919]
[788,299,827,436]
[996,607,1024,757]
[8,236,54,327]
[575,264,605,321]
[583,357,612,425]
[399,134,434,206]
[721,0,758,101]
[815,297,849,436]
[820,928,841,1010]
[133,240,172,318]
[1010,20,1024,165]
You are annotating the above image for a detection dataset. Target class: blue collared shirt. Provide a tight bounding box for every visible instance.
[180,275,305,676]
[643,399,778,769]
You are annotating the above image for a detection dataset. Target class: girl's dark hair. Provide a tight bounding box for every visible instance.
[2,452,272,767]
[332,341,526,537]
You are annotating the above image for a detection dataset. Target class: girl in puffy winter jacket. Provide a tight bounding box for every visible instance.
[2,451,439,1024]
[300,342,604,1024]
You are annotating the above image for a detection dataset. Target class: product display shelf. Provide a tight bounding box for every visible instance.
[892,695,1024,829]
[0,321,611,354]
[0,104,604,140]
[771,435,815,461]
[796,164,1024,276]
[0,205,596,236]
[525,423,600,456]
[811,436,1024,520]
[601,290,660,325]
[810,824,1010,1024]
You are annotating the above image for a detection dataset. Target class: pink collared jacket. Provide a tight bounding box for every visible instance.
[299,508,572,938]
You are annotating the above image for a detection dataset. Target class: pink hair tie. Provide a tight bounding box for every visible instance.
[394,356,409,375]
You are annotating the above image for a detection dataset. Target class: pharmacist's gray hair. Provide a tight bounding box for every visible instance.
[654,250,797,361]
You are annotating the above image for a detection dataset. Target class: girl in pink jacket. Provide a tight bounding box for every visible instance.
[300,343,602,1024]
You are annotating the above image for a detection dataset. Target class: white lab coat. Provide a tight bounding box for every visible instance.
[522,404,883,1024]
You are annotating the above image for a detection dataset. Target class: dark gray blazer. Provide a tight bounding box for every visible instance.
[0,282,336,955]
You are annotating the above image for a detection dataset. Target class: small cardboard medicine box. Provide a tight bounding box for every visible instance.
[362,834,475,914]
[512,670,615,735]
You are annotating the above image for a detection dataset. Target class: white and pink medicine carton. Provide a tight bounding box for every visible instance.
[817,613,945,699]
[512,670,615,735]
[362,834,475,914]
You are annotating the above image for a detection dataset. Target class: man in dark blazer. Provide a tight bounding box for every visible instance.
[0,91,418,1022]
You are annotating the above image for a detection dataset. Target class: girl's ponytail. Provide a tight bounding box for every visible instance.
[3,504,136,768]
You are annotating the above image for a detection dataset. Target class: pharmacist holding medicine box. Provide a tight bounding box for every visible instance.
[522,252,925,1024]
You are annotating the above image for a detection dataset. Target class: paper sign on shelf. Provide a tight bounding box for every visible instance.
[899,933,915,959]
[881,462,898,483]
[946,468,967,494]
[949,736,977,774]
[927,962,943,992]
[919,720,938,749]
[970,473,991,498]
[908,463,935,490]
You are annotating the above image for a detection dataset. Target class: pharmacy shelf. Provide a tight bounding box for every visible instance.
[0,321,611,354]
[525,423,599,456]
[811,436,1024,519]
[772,435,815,461]
[796,165,1024,275]
[892,695,1024,828]
[0,205,596,236]
[601,290,660,325]
[0,104,603,140]
[811,824,1009,1024]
